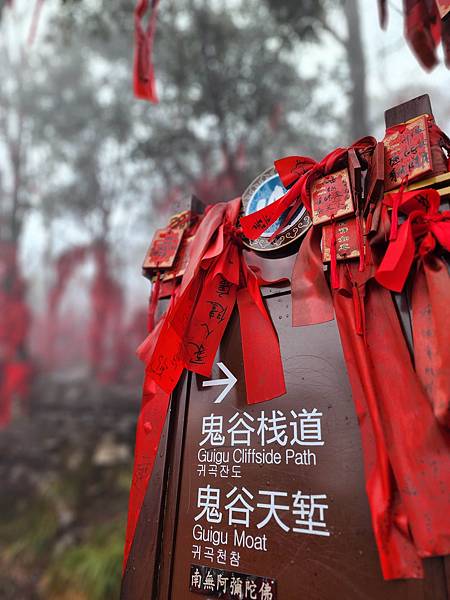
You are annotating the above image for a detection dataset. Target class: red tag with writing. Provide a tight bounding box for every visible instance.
[311,168,354,225]
[322,217,361,262]
[184,273,237,377]
[142,227,183,269]
[384,115,432,191]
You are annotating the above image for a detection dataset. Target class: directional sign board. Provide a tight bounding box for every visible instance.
[202,362,237,404]
[168,293,447,600]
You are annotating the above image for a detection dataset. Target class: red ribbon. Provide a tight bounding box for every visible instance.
[403,0,441,71]
[123,374,170,570]
[291,226,334,327]
[134,0,160,102]
[334,273,423,580]
[334,262,450,578]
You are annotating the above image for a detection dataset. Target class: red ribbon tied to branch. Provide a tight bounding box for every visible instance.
[134,0,160,102]
[142,198,286,405]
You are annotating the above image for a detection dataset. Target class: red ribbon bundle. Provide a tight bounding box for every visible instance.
[334,264,450,579]
[376,188,450,428]
[124,199,286,568]
[134,0,160,102]
[144,198,286,404]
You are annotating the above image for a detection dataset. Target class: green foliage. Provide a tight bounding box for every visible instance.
[44,522,124,600]
[0,497,59,564]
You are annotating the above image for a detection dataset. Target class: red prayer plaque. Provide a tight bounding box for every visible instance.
[322,217,361,262]
[383,115,433,191]
[311,168,354,225]
[143,227,183,269]
[436,1,450,19]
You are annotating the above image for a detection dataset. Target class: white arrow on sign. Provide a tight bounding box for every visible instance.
[202,362,237,404]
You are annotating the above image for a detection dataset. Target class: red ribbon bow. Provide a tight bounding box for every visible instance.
[376,188,450,292]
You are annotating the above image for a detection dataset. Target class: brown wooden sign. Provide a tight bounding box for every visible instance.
[121,281,449,600]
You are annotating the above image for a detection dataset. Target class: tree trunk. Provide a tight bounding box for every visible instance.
[343,0,369,141]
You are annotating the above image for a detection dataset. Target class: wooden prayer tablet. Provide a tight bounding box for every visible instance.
[240,166,311,252]
[383,115,433,192]
[163,234,194,281]
[322,217,361,262]
[142,226,184,270]
[311,168,354,225]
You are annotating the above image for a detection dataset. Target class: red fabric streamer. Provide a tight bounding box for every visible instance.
[411,260,450,428]
[0,242,32,429]
[334,272,423,580]
[403,0,441,70]
[290,226,334,327]
[124,284,180,569]
[89,243,124,383]
[335,262,450,578]
[134,0,160,102]
[123,374,170,569]
[443,16,450,68]
[329,219,339,290]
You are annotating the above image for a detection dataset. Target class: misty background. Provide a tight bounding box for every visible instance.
[0,1,449,598]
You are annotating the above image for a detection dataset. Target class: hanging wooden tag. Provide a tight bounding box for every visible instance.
[142,227,184,270]
[322,217,361,262]
[383,114,433,192]
[162,234,194,281]
[311,168,354,225]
